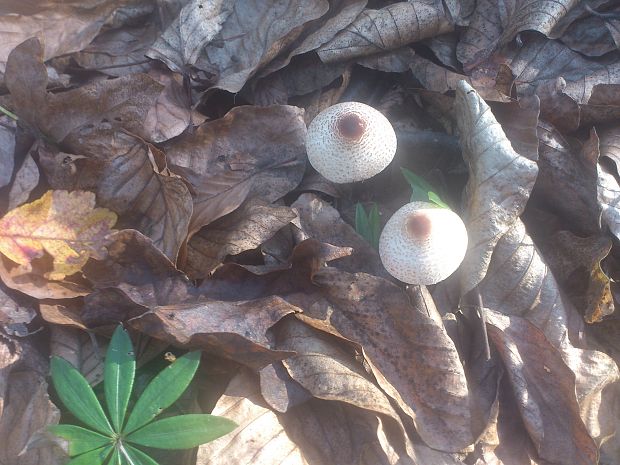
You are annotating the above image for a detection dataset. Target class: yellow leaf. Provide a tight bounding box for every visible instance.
[0,190,117,280]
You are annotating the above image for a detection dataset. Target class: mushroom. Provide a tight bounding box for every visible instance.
[305,102,397,183]
[379,201,468,285]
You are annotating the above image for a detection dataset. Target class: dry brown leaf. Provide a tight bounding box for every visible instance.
[8,150,39,211]
[557,7,620,56]
[147,0,233,73]
[317,1,453,63]
[259,361,312,413]
[485,309,598,465]
[0,334,62,465]
[0,283,36,329]
[164,105,306,237]
[197,369,310,464]
[5,38,166,143]
[306,268,473,452]
[193,0,329,93]
[0,190,117,280]
[0,0,128,77]
[456,0,579,69]
[455,81,538,294]
[73,23,159,76]
[129,296,299,369]
[49,325,104,385]
[186,199,296,279]
[291,193,384,276]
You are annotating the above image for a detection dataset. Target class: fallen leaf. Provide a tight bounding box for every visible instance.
[0,190,117,280]
[49,325,104,385]
[259,361,312,413]
[485,309,598,465]
[8,148,39,211]
[129,296,299,369]
[317,2,453,63]
[0,334,62,465]
[455,80,538,294]
[164,105,306,237]
[193,0,329,93]
[556,8,620,57]
[0,282,36,329]
[456,0,578,69]
[147,0,233,73]
[196,369,309,464]
[185,199,296,279]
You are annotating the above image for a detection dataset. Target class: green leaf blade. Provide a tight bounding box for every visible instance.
[123,351,201,434]
[367,203,381,249]
[66,445,113,465]
[105,326,136,431]
[48,425,111,456]
[121,444,161,465]
[51,356,113,435]
[126,414,237,450]
[355,203,370,240]
[401,167,450,209]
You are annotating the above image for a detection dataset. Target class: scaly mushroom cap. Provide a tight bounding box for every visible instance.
[305,102,397,183]
[379,201,468,285]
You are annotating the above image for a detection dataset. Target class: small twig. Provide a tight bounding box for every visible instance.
[474,287,491,361]
[0,104,18,121]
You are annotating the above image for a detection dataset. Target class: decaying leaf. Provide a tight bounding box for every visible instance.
[317,2,453,63]
[49,326,104,386]
[455,80,538,294]
[0,190,117,280]
[186,199,296,278]
[0,117,15,190]
[8,150,39,211]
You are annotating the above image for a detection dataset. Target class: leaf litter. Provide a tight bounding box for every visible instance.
[1,2,620,465]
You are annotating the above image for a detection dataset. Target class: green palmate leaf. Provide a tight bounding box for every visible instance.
[48,425,111,456]
[121,443,161,465]
[126,414,237,449]
[105,326,136,431]
[51,357,113,435]
[108,447,123,465]
[66,445,113,465]
[401,167,450,209]
[123,351,201,434]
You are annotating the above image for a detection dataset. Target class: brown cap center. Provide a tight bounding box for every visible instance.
[405,212,432,240]
[337,112,367,141]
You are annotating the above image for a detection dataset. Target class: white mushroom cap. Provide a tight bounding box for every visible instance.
[379,201,468,285]
[305,102,397,183]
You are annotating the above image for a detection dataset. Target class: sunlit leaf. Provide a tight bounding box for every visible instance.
[123,351,200,434]
[50,356,113,435]
[65,445,113,465]
[47,425,111,457]
[104,326,135,432]
[126,414,237,449]
[0,190,116,280]
[121,444,161,465]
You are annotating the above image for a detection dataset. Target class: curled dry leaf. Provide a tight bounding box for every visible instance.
[129,296,299,369]
[308,268,472,452]
[0,0,125,76]
[317,1,453,63]
[196,369,309,465]
[0,334,62,465]
[455,80,538,294]
[0,190,117,280]
[185,199,297,279]
[456,0,578,68]
[49,325,104,386]
[485,309,598,465]
[557,8,620,57]
[4,38,166,143]
[193,0,329,93]
[147,0,233,73]
[476,218,620,446]
[164,105,306,237]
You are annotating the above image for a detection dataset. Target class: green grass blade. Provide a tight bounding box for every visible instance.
[51,357,113,435]
[105,326,136,431]
[48,425,111,456]
[401,167,450,209]
[367,203,381,249]
[355,203,370,240]
[66,445,113,465]
[121,444,161,465]
[126,414,237,449]
[123,351,201,434]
